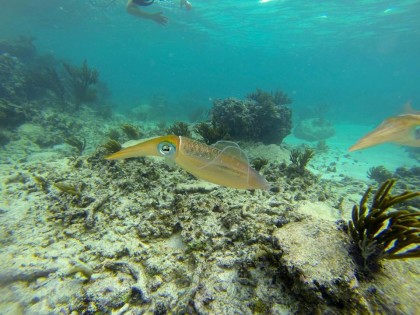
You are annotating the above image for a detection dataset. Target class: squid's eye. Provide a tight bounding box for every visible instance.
[158,141,176,156]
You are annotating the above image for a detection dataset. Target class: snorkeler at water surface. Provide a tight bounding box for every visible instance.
[126,0,192,25]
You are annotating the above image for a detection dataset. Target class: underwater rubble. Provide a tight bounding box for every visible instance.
[1,135,419,314]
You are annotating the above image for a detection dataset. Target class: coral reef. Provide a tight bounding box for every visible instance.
[1,37,107,116]
[24,66,65,103]
[0,36,113,156]
[63,60,99,108]
[348,179,420,273]
[0,53,26,102]
[208,88,292,144]
[1,132,419,314]
[0,135,342,314]
[247,88,292,107]
[0,100,29,129]
[194,121,229,144]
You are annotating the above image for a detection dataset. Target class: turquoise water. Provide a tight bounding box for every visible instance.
[1,0,419,123]
[1,2,420,314]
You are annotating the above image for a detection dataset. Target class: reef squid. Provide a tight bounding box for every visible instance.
[106,135,270,190]
[349,105,420,152]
